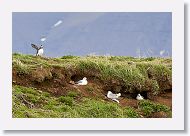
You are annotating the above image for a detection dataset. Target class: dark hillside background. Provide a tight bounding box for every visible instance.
[12,12,172,57]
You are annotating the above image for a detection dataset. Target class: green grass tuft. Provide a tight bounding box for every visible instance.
[67,91,79,98]
[138,100,170,117]
[59,96,74,106]
[61,55,80,59]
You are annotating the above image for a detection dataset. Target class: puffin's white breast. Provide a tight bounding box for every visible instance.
[38,49,44,56]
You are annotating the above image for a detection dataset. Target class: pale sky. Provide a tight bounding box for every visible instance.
[12,12,172,57]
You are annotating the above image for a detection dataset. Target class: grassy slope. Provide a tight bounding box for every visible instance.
[12,53,172,118]
[13,85,171,118]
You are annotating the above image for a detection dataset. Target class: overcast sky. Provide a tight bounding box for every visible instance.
[12,12,172,57]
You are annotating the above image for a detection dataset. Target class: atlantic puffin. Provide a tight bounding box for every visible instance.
[31,44,44,56]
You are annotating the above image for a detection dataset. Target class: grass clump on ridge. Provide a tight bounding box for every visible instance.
[76,59,171,93]
[13,59,30,75]
[61,55,80,59]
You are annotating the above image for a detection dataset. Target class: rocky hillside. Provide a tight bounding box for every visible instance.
[12,53,172,118]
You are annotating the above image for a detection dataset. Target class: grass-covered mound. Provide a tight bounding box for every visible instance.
[13,53,172,95]
[12,53,172,118]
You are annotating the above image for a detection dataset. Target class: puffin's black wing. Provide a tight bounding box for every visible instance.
[31,44,39,50]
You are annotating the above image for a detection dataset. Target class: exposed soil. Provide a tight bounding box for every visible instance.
[151,92,172,108]
[13,68,172,117]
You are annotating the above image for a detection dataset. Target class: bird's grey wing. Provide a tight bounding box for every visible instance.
[76,80,83,84]
[108,93,117,99]
[31,44,39,50]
